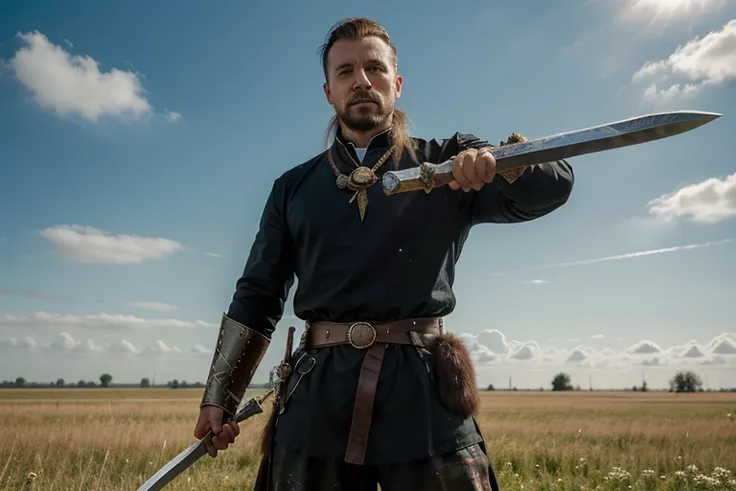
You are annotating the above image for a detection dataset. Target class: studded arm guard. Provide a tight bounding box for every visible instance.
[200,314,270,418]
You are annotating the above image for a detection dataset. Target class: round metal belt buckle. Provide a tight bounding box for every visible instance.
[347,322,377,349]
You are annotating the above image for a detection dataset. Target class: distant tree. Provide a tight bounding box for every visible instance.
[140,378,150,388]
[15,377,26,387]
[486,384,495,391]
[669,370,703,393]
[169,379,179,389]
[56,378,65,387]
[77,380,86,387]
[641,381,648,392]
[551,372,573,391]
[99,373,113,388]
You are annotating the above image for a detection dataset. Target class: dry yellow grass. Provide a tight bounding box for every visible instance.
[1,389,735,490]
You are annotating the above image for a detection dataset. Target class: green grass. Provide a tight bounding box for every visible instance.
[1,389,734,490]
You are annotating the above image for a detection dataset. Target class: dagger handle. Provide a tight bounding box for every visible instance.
[233,387,275,423]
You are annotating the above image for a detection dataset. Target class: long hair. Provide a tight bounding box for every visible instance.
[319,18,417,168]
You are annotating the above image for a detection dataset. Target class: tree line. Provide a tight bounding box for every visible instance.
[485,370,733,393]
[1,373,269,389]
[2,369,732,393]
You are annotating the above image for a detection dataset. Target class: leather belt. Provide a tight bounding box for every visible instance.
[305,317,443,465]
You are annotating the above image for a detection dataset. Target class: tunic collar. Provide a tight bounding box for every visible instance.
[332,125,393,168]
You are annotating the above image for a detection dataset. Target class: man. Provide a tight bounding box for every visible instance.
[193,17,574,491]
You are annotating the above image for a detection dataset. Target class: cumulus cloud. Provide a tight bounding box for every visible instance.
[40,225,182,264]
[128,301,178,312]
[632,19,736,103]
[0,312,217,330]
[459,329,736,369]
[647,173,736,224]
[0,332,190,357]
[8,31,151,122]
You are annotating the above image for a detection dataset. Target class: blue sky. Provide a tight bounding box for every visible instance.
[1,0,735,390]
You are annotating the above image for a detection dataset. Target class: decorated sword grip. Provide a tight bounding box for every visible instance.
[382,160,454,195]
[383,133,529,195]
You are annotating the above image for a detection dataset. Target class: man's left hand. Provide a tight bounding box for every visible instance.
[448,147,496,192]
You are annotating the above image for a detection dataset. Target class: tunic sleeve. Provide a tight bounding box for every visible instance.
[226,177,295,339]
[455,132,575,225]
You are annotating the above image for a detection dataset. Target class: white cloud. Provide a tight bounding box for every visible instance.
[204,252,224,259]
[146,340,182,355]
[0,312,217,330]
[524,279,549,285]
[3,330,735,388]
[164,109,182,122]
[647,173,736,224]
[128,301,178,312]
[619,0,727,26]
[628,340,664,354]
[49,332,105,353]
[0,332,187,358]
[592,334,605,340]
[40,225,182,264]
[8,31,151,122]
[632,19,736,103]
[459,329,736,371]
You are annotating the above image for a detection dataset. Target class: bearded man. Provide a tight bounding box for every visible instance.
[192,17,574,491]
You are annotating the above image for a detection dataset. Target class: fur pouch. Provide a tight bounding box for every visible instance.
[430,332,480,418]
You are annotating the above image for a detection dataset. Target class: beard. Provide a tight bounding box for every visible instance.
[337,91,393,132]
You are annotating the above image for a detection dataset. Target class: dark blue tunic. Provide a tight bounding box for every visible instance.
[225,127,574,465]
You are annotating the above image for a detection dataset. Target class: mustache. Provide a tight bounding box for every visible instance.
[348,92,380,106]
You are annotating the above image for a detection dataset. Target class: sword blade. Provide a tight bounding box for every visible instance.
[137,388,275,491]
[381,110,722,195]
[136,439,208,491]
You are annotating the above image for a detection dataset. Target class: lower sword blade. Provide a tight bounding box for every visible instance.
[137,440,208,491]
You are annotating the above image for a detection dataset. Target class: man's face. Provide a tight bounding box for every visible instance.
[323,36,403,133]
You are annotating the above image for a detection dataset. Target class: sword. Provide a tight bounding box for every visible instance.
[136,387,275,491]
[381,110,722,195]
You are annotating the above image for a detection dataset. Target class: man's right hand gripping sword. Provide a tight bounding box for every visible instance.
[192,314,272,458]
[192,314,297,458]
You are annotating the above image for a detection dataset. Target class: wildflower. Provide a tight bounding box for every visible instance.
[641,469,656,479]
[604,467,631,483]
[692,474,720,488]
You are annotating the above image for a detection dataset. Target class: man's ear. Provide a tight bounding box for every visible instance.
[394,75,403,99]
[323,82,332,105]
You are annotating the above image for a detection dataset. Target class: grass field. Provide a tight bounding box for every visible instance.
[1,389,735,490]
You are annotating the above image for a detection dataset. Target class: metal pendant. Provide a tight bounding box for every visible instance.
[348,166,378,189]
[336,175,349,189]
[348,188,369,221]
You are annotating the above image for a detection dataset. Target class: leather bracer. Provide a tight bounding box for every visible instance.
[200,314,270,418]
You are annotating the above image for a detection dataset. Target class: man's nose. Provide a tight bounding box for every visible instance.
[352,69,371,89]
